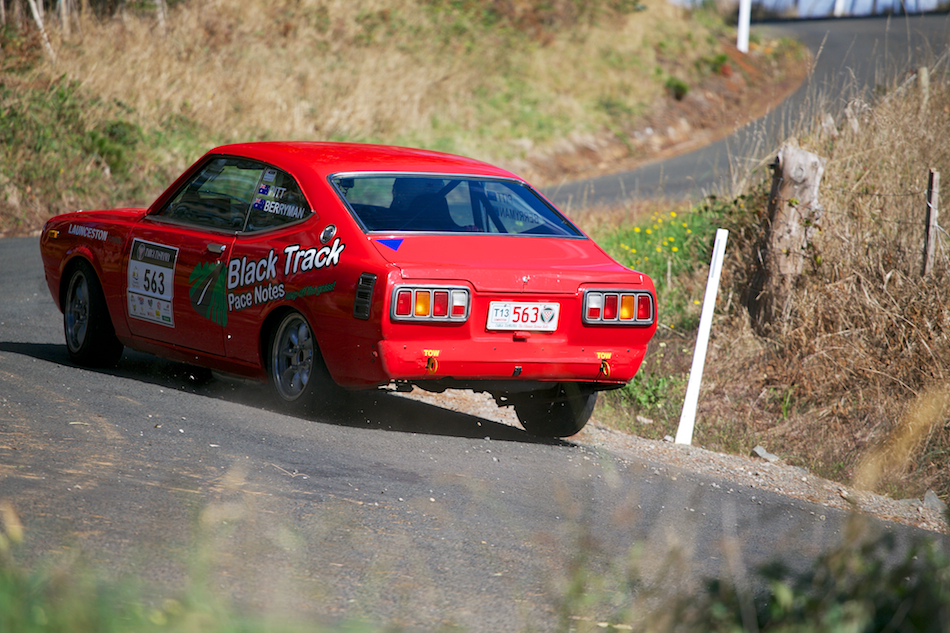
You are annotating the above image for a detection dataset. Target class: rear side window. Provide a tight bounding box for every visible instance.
[331,174,582,237]
[158,157,312,232]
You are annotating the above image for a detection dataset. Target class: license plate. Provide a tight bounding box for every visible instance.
[487,302,560,331]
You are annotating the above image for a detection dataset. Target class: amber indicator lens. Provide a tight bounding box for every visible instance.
[620,294,636,320]
[414,290,431,317]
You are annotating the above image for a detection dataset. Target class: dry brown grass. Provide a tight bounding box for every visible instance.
[589,56,950,502]
[40,0,716,167]
[702,66,950,500]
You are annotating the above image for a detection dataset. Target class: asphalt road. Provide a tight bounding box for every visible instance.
[2,15,950,632]
[0,241,942,630]
[543,13,950,208]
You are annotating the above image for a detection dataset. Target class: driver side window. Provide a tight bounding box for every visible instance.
[160,157,263,231]
[159,157,311,232]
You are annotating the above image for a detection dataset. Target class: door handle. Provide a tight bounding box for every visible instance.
[207,243,227,254]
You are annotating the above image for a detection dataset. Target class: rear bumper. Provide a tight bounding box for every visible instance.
[377,338,645,385]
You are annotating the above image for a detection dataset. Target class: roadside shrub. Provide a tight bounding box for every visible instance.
[670,520,950,633]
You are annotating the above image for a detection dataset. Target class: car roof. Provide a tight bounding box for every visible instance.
[208,142,519,181]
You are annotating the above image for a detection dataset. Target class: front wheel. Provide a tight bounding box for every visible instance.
[63,261,123,367]
[514,383,597,438]
[268,312,343,413]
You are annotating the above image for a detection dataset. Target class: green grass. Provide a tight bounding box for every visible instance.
[592,201,725,330]
[0,74,212,234]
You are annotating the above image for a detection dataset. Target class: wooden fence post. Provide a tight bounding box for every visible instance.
[922,169,939,277]
[748,141,826,334]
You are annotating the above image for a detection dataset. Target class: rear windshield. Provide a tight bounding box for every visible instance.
[330,174,582,237]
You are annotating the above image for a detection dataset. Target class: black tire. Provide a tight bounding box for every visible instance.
[63,260,124,367]
[514,382,597,438]
[268,311,344,413]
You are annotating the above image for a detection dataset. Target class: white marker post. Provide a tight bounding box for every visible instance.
[675,228,729,445]
[737,0,751,53]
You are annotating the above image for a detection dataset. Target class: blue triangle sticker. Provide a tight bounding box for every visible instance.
[377,238,404,252]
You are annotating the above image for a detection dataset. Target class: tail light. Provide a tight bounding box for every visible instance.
[583,290,654,325]
[391,285,470,323]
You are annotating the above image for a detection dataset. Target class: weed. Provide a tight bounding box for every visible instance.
[665,76,689,100]
[671,519,950,632]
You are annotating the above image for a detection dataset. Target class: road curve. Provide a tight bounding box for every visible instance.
[0,234,944,631]
[543,13,950,209]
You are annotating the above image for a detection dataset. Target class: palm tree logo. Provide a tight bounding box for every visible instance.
[188,262,228,326]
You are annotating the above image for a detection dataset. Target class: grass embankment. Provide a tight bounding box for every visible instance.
[588,65,950,503]
[0,0,803,236]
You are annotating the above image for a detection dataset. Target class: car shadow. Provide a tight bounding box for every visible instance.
[0,341,566,446]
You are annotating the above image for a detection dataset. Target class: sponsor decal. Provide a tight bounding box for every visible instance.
[263,168,277,183]
[285,281,336,302]
[282,238,345,275]
[225,249,284,314]
[68,224,108,241]
[127,239,178,327]
[216,240,344,317]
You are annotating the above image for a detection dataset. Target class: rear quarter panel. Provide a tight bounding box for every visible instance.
[40,210,146,340]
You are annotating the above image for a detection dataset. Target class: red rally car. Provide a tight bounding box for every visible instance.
[39,142,657,437]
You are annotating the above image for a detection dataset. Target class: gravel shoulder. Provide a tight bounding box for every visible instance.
[401,388,949,535]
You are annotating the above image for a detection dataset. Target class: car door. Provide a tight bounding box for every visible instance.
[123,156,267,356]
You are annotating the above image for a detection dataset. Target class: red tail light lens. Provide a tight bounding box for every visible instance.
[395,289,412,316]
[637,295,652,321]
[603,294,618,320]
[433,290,449,317]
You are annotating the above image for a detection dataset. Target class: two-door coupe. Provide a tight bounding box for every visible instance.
[40,142,656,437]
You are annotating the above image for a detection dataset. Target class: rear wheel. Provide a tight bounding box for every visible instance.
[268,312,343,413]
[63,261,123,367]
[514,382,597,438]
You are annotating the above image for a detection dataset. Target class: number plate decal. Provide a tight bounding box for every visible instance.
[128,238,179,327]
[487,301,560,331]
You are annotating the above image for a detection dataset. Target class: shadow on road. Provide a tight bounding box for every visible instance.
[0,340,563,446]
